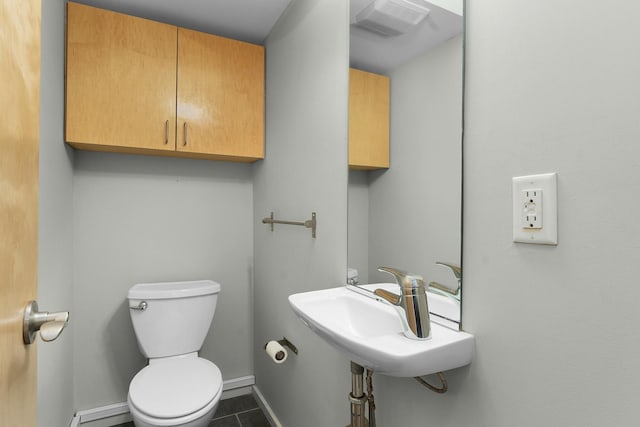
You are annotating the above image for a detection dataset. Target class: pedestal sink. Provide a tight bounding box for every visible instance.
[288,285,474,377]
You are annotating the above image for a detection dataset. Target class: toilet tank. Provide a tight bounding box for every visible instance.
[128,280,221,358]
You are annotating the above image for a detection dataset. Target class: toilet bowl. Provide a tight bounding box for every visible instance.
[128,354,222,427]
[127,280,222,427]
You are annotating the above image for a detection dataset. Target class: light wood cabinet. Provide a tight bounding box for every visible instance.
[65,3,177,154]
[176,28,264,160]
[349,68,390,170]
[65,2,264,162]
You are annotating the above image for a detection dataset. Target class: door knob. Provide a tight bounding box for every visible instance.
[23,301,69,344]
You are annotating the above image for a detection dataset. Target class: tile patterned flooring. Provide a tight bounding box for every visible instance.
[113,394,271,427]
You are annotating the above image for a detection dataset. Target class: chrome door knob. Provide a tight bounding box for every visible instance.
[23,301,69,344]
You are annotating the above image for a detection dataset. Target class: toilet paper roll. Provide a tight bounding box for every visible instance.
[265,340,288,364]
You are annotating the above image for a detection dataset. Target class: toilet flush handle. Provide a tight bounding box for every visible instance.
[129,301,148,311]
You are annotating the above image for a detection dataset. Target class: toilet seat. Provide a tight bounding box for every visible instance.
[129,356,222,420]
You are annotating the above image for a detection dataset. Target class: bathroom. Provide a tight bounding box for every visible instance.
[3,0,640,426]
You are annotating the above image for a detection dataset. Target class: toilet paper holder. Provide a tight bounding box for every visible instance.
[265,337,299,355]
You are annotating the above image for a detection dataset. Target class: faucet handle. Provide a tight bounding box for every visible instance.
[431,262,461,300]
[373,288,401,305]
[378,266,407,280]
[435,262,461,280]
[378,266,425,289]
[428,281,460,298]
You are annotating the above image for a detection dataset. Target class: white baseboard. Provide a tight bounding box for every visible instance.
[253,385,283,427]
[71,375,256,426]
[76,402,130,423]
[221,375,256,399]
[223,375,255,392]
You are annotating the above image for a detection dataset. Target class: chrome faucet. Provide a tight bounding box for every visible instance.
[428,262,462,301]
[374,267,431,340]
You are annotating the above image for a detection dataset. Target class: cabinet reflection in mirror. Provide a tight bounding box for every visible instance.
[347,0,464,324]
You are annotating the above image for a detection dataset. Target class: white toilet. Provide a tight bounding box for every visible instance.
[127,280,223,427]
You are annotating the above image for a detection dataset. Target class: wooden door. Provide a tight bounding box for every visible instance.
[177,28,264,161]
[349,68,390,169]
[65,2,177,154]
[0,0,41,425]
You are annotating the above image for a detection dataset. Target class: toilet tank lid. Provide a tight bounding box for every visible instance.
[128,280,221,300]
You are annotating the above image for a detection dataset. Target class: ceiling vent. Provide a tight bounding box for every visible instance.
[354,0,431,37]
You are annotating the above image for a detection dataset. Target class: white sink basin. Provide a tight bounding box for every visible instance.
[288,286,474,377]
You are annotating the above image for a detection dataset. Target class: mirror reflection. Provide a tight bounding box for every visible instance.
[347,0,464,325]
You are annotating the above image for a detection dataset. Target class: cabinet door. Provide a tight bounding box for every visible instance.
[177,28,264,161]
[349,68,390,169]
[66,2,177,153]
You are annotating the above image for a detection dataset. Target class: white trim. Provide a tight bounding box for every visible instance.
[69,415,81,427]
[72,375,257,424]
[253,385,283,427]
[223,375,255,391]
[76,402,129,423]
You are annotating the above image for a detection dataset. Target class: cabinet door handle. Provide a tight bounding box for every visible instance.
[183,122,188,146]
[164,120,169,145]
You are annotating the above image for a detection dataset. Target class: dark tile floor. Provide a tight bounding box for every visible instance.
[210,394,271,427]
[112,394,271,427]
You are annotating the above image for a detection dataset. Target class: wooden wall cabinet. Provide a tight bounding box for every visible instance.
[348,68,390,170]
[176,28,264,161]
[65,2,264,162]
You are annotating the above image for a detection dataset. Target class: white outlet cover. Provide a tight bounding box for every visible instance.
[512,173,558,245]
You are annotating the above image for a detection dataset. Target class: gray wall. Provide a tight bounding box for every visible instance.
[252,0,350,426]
[368,1,640,426]
[462,0,640,424]
[348,170,369,284]
[72,152,254,410]
[37,0,75,425]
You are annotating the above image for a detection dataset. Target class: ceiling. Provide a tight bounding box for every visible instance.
[350,0,463,74]
[72,0,293,44]
[72,0,462,75]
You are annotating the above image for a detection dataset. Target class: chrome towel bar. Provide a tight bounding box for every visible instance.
[262,212,316,238]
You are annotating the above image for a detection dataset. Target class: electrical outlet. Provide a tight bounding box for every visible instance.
[521,189,542,229]
[512,173,557,245]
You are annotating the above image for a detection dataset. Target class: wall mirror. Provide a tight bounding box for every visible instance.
[347,0,464,326]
